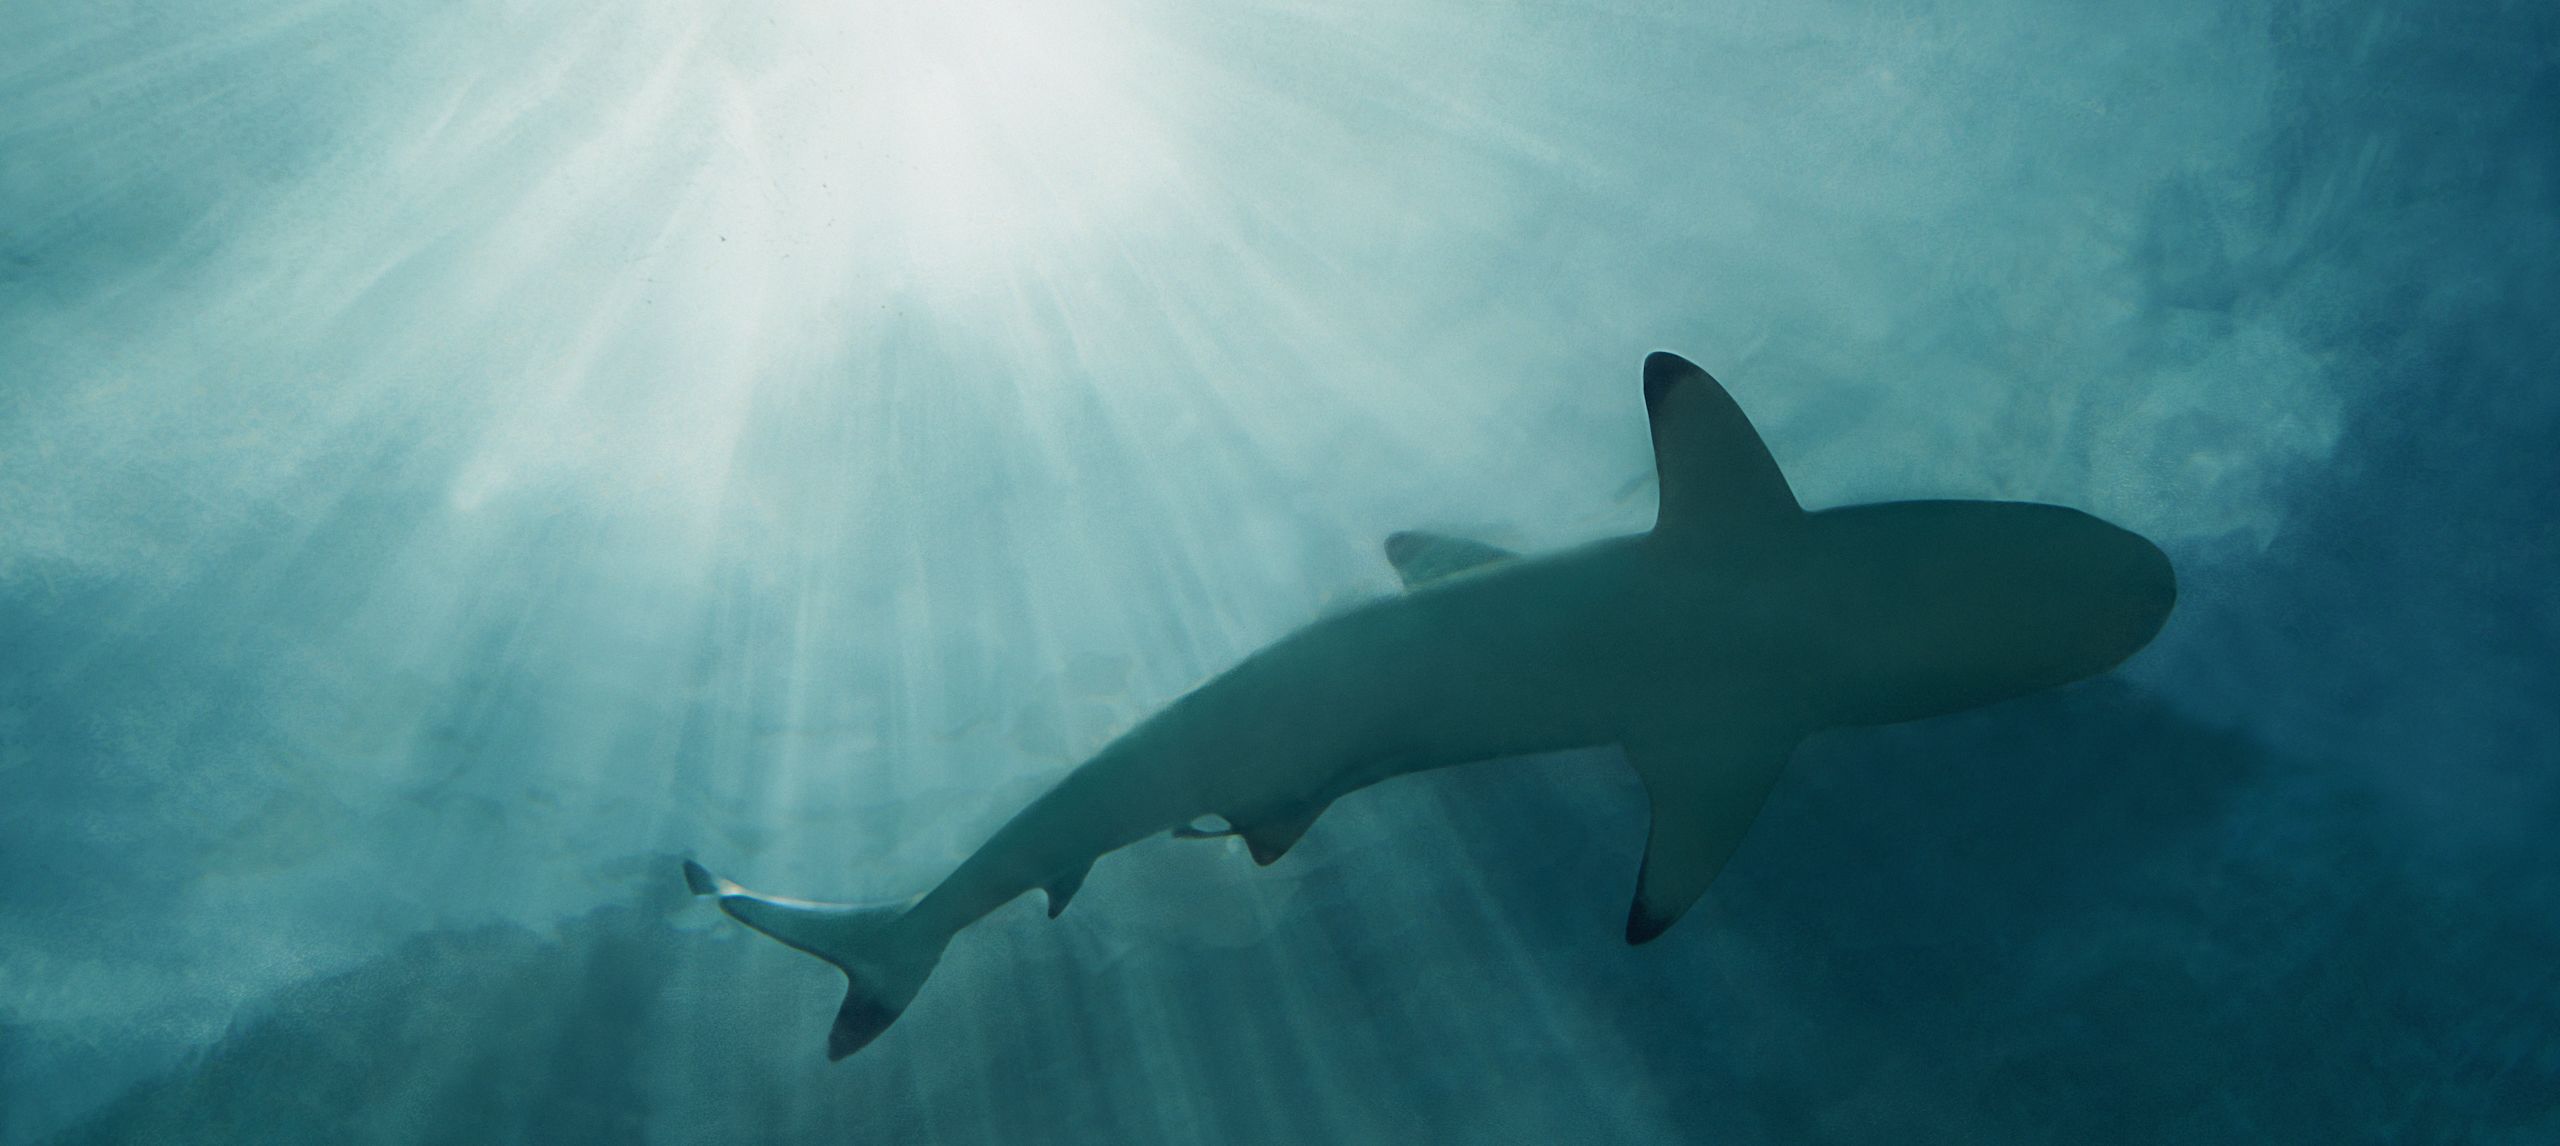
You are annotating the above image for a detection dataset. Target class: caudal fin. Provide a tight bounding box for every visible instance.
[682,859,943,1060]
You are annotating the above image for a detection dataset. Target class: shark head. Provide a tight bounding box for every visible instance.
[1634,351,2175,721]
[1841,500,2178,713]
[2000,504,2178,675]
[2087,516,2179,665]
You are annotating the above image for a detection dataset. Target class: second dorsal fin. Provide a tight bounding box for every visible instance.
[1641,352,1799,543]
[1384,531,1516,589]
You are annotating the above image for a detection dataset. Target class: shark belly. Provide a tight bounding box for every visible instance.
[1326,545,1658,770]
[1147,545,1654,835]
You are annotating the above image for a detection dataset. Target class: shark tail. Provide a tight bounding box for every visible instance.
[682,860,944,1060]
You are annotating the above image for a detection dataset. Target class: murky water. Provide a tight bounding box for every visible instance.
[3,2,2553,1141]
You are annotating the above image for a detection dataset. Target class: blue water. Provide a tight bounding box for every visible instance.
[3,2,2553,1142]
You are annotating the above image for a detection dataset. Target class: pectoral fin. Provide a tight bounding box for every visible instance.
[1622,727,1797,945]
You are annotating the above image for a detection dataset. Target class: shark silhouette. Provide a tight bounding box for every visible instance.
[684,351,2177,1060]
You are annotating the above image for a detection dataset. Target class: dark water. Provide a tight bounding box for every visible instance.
[3,2,2553,1142]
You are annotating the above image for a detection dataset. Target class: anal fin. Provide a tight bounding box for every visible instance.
[1384,531,1517,589]
[1043,859,1093,919]
[1239,802,1324,866]
[1622,727,1797,945]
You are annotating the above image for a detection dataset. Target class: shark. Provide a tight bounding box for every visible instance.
[683,351,2177,1060]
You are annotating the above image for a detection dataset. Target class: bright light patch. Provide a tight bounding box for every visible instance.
[753,0,1181,283]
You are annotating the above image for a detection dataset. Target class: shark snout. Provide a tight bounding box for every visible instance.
[2105,528,2178,660]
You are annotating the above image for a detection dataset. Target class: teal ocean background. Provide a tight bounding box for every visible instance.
[2,2,2552,1141]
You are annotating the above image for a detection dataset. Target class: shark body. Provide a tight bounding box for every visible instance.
[685,352,2177,1059]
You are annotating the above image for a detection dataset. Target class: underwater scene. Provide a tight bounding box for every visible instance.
[2,1,2554,1142]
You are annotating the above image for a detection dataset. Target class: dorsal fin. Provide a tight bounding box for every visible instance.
[1384,531,1516,589]
[1641,352,1798,542]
